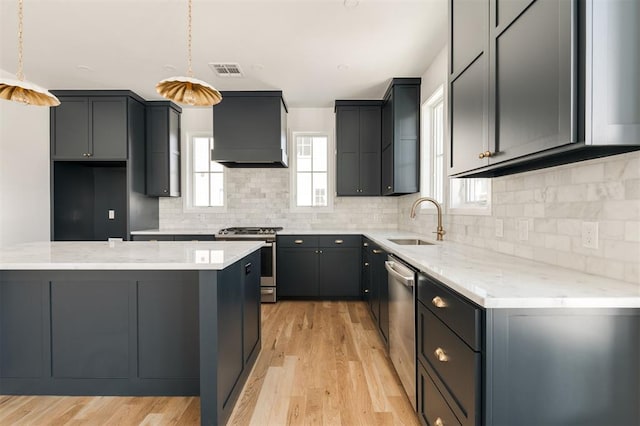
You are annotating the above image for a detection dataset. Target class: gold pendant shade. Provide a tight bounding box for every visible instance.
[0,0,59,107]
[156,0,221,106]
[156,76,221,106]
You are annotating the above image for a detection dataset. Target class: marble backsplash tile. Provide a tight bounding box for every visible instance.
[399,151,640,284]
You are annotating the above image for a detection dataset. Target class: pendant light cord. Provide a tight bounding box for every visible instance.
[16,0,24,81]
[187,0,193,78]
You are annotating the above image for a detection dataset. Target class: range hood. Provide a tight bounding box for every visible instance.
[212,91,288,167]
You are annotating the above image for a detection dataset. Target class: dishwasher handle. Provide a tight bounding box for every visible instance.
[385,261,415,288]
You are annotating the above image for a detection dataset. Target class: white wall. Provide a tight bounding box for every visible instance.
[0,69,51,247]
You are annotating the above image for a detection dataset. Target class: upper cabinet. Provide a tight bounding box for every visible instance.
[335,101,382,196]
[381,78,421,195]
[449,0,640,177]
[212,91,288,168]
[145,101,182,197]
[51,92,143,160]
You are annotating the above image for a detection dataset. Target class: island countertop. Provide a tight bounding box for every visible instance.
[0,241,264,270]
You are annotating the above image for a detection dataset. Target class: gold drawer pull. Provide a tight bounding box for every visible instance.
[364,262,369,266]
[372,249,384,254]
[431,296,447,308]
[434,347,449,362]
[294,239,304,244]
[478,150,492,159]
[363,242,369,247]
[335,239,344,244]
[434,417,445,426]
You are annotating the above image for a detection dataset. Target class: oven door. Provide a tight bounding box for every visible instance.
[260,242,277,303]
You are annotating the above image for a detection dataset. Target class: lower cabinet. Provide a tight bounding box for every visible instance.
[277,235,361,299]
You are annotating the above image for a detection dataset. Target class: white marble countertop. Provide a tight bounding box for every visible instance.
[359,231,640,309]
[0,241,263,270]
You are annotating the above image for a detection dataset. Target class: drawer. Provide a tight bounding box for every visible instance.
[417,274,482,351]
[422,306,480,424]
[277,235,319,248]
[418,362,462,426]
[318,235,361,248]
[173,235,215,241]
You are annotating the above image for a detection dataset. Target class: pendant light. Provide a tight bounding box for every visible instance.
[0,0,60,107]
[156,0,221,106]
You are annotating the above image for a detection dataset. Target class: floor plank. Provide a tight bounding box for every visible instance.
[0,301,419,426]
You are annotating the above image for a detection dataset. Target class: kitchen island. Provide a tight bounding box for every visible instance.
[0,240,263,426]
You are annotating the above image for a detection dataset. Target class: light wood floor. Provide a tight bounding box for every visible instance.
[0,301,419,426]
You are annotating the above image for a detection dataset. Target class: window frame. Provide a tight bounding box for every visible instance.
[289,131,334,212]
[182,131,227,213]
[420,85,446,210]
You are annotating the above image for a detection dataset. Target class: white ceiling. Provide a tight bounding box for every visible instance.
[0,0,447,107]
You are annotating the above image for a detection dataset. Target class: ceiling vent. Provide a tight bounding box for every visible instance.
[209,63,244,78]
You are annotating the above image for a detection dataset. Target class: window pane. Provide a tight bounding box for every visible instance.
[312,137,328,172]
[297,173,312,206]
[193,172,210,206]
[312,172,328,206]
[210,173,224,207]
[194,137,211,172]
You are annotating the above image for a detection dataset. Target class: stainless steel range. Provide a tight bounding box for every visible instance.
[216,227,282,303]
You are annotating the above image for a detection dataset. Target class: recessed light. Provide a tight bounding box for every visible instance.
[76,65,93,72]
[337,64,350,71]
[343,0,359,8]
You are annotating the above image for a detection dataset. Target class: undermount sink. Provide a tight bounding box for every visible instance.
[389,238,434,246]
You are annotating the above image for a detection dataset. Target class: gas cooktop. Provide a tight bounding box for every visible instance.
[217,227,283,236]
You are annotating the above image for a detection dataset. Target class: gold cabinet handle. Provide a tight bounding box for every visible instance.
[364,262,369,266]
[335,239,344,244]
[434,347,449,362]
[372,249,384,254]
[363,242,369,247]
[364,289,369,293]
[386,185,392,190]
[294,239,304,244]
[431,296,447,308]
[435,417,445,426]
[478,150,492,159]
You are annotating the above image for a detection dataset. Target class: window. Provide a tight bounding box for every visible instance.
[190,135,224,208]
[292,133,329,207]
[421,86,445,204]
[450,178,492,213]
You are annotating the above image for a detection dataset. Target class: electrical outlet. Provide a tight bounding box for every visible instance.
[582,221,599,249]
[495,219,504,238]
[108,210,115,220]
[518,219,529,241]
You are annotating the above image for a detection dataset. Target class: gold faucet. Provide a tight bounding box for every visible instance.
[409,197,446,241]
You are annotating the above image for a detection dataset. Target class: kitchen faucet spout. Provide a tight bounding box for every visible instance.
[409,197,446,241]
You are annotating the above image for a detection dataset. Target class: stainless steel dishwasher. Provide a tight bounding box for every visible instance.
[385,254,417,410]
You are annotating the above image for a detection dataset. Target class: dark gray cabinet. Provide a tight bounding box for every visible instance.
[449,0,640,178]
[277,235,361,299]
[51,95,130,160]
[146,101,182,197]
[381,78,421,195]
[335,101,382,196]
[362,239,389,346]
[212,91,288,167]
[50,91,159,241]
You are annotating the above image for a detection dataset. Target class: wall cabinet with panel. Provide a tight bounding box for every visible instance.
[448,0,640,178]
[381,78,421,195]
[277,235,361,299]
[50,91,159,241]
[145,101,182,197]
[335,101,382,196]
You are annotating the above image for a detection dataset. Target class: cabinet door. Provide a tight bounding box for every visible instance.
[336,106,360,196]
[318,247,361,298]
[242,251,261,364]
[449,0,489,175]
[373,252,389,345]
[91,98,128,159]
[359,106,381,196]
[277,247,318,298]
[362,242,371,302]
[381,144,393,195]
[52,97,90,159]
[490,0,574,164]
